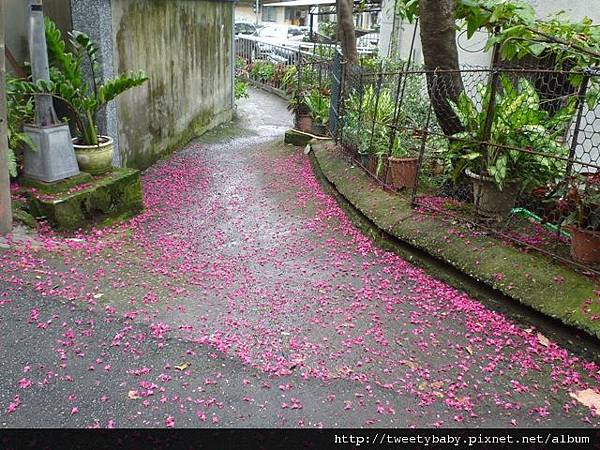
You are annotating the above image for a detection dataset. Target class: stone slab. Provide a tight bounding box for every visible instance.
[27,168,143,231]
[20,172,93,194]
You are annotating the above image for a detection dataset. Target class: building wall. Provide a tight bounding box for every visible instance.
[261,6,286,24]
[6,0,234,171]
[111,0,234,170]
[5,0,71,72]
[235,5,256,23]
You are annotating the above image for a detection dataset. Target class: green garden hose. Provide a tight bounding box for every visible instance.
[510,207,571,238]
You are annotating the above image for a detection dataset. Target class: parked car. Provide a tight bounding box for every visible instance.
[246,25,305,64]
[235,22,259,36]
[255,24,305,42]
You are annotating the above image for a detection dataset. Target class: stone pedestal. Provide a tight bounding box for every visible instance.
[23,124,80,182]
[27,168,143,230]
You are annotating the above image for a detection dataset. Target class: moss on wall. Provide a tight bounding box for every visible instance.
[112,0,234,170]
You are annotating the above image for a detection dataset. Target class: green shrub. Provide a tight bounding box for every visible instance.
[235,79,249,100]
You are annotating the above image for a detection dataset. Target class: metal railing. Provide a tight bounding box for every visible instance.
[235,36,336,95]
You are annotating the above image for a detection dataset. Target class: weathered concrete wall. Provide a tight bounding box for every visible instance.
[111,0,234,169]
[5,0,71,72]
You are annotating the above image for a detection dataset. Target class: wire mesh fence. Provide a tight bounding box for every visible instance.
[332,61,600,276]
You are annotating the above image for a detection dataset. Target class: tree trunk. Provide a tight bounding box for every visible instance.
[419,0,464,136]
[0,0,13,234]
[337,0,358,64]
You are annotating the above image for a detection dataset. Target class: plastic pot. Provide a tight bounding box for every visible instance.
[311,122,328,136]
[296,113,313,133]
[466,169,519,218]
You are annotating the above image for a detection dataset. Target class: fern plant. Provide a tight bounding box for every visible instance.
[16,18,148,146]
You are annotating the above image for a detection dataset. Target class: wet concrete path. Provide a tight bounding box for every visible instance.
[0,88,599,428]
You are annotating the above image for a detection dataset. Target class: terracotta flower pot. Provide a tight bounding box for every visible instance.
[387,156,418,189]
[296,114,313,133]
[570,227,600,265]
[73,136,114,175]
[466,169,519,219]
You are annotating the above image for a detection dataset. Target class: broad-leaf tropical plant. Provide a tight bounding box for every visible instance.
[6,77,35,176]
[16,18,148,146]
[447,74,574,191]
[304,90,330,125]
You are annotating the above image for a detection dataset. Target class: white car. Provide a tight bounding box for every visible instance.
[255,24,305,43]
[249,25,306,63]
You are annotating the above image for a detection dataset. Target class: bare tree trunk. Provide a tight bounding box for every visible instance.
[419,0,464,136]
[0,0,13,234]
[337,0,358,64]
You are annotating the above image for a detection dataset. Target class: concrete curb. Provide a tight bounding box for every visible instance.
[309,140,600,340]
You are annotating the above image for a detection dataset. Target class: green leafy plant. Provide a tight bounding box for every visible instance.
[281,66,298,91]
[6,77,35,177]
[447,75,574,190]
[250,61,276,83]
[564,174,600,231]
[346,85,396,155]
[391,130,420,158]
[318,21,337,40]
[287,92,309,115]
[15,18,148,146]
[304,90,330,125]
[235,56,247,72]
[234,79,249,100]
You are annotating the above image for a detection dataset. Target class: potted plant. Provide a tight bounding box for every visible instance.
[304,90,330,136]
[564,174,600,264]
[387,130,421,189]
[20,19,148,175]
[448,75,573,218]
[346,85,397,177]
[288,92,312,133]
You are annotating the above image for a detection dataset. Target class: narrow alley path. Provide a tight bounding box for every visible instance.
[0,88,599,428]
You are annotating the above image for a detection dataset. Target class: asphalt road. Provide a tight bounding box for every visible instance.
[0,88,599,429]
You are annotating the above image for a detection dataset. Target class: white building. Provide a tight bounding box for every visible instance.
[235,0,258,23]
[378,0,600,66]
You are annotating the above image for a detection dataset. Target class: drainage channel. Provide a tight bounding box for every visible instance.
[309,153,600,365]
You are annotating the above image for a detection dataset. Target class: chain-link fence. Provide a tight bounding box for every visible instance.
[333,61,600,275]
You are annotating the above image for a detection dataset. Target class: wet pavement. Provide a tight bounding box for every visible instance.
[0,88,599,428]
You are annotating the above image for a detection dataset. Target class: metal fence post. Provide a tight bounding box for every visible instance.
[384,68,406,184]
[367,62,385,169]
[565,71,591,178]
[411,93,433,208]
[475,43,502,215]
